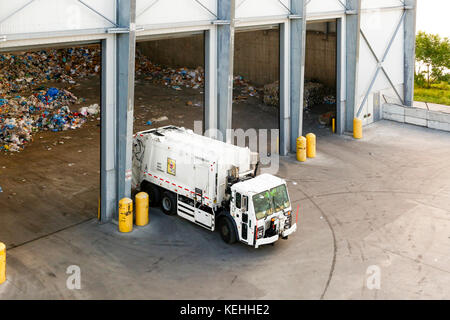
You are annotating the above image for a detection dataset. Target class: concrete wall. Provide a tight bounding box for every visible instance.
[383,103,450,132]
[137,35,205,69]
[305,31,337,88]
[234,29,280,86]
[136,29,337,88]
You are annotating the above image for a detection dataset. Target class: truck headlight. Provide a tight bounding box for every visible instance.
[257,226,264,239]
[284,211,291,216]
[284,215,292,229]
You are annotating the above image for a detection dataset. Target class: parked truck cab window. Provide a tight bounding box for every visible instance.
[242,195,248,211]
[236,192,242,209]
[252,185,290,220]
[253,191,274,220]
[271,185,290,212]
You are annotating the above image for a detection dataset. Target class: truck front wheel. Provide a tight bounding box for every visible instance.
[161,191,177,216]
[219,217,237,245]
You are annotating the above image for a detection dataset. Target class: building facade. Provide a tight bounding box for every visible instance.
[0,0,417,221]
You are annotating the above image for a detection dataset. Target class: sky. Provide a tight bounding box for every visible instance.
[416,0,450,38]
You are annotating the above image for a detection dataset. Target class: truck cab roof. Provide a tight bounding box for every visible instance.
[232,173,286,195]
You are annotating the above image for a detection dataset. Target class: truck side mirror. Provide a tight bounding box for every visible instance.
[243,196,248,212]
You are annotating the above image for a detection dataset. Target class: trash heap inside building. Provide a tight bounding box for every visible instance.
[1,47,336,152]
[0,47,101,152]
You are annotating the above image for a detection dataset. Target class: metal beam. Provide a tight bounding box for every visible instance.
[290,0,307,152]
[236,0,248,10]
[204,28,218,138]
[136,0,160,18]
[279,22,290,156]
[0,28,109,43]
[115,0,136,218]
[337,0,347,10]
[345,0,361,132]
[192,0,218,18]
[404,0,417,106]
[277,0,294,15]
[0,0,36,25]
[77,0,118,27]
[336,18,345,135]
[100,36,117,222]
[216,0,235,143]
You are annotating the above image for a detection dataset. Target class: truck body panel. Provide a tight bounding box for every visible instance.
[133,126,256,210]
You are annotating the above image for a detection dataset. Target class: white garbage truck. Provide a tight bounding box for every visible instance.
[132,126,297,248]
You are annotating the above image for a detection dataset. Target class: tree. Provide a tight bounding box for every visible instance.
[415,31,450,87]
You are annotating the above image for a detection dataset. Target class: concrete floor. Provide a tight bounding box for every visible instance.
[0,120,449,299]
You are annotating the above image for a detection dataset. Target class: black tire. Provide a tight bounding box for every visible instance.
[141,182,161,207]
[219,216,237,244]
[161,191,177,215]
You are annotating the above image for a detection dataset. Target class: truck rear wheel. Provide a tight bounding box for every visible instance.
[141,182,161,207]
[219,217,237,245]
[161,191,177,216]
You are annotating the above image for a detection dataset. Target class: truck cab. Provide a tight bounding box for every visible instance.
[229,174,297,248]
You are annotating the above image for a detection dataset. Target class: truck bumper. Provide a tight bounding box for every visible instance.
[255,234,279,249]
[254,224,297,248]
[282,223,297,238]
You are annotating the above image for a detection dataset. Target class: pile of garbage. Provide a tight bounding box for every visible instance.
[233,76,260,102]
[0,88,98,152]
[136,50,261,101]
[263,80,336,109]
[304,81,328,108]
[0,47,101,96]
[263,81,279,107]
[323,95,336,105]
[135,50,204,90]
[0,47,101,152]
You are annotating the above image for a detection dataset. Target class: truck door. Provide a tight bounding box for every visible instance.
[234,192,248,242]
[194,163,209,201]
[194,163,213,229]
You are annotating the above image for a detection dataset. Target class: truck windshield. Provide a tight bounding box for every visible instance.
[252,184,290,220]
[252,191,274,220]
[270,184,290,212]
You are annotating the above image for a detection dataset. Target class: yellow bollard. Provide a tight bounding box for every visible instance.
[306,133,316,158]
[332,118,336,133]
[119,198,133,233]
[135,192,149,226]
[353,118,363,139]
[0,242,5,285]
[296,136,307,162]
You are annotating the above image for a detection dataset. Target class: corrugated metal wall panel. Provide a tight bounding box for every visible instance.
[136,0,216,27]
[0,0,115,35]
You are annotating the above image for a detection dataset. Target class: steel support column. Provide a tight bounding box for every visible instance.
[403,0,417,107]
[345,0,361,132]
[279,22,290,156]
[204,28,218,138]
[336,18,345,135]
[216,0,235,143]
[289,0,307,152]
[116,0,136,218]
[100,35,117,222]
